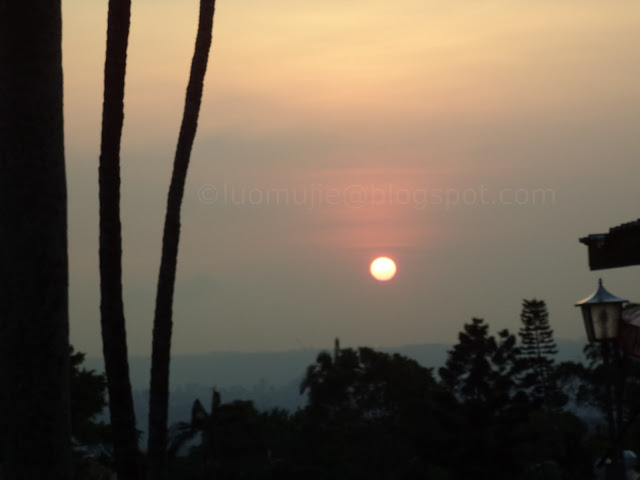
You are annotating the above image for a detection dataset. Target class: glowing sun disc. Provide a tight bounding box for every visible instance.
[370,257,397,281]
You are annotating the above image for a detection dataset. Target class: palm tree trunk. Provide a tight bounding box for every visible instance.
[98,1,142,479]
[147,1,217,478]
[0,2,71,478]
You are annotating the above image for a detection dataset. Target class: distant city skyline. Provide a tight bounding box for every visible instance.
[64,0,640,356]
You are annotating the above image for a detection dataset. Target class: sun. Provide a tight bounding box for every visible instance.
[370,257,397,282]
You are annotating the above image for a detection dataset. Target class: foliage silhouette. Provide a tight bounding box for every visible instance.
[70,347,109,449]
[518,299,559,405]
[439,318,525,410]
[554,339,640,465]
[167,390,284,479]
[298,340,458,478]
[156,331,632,479]
[437,318,589,479]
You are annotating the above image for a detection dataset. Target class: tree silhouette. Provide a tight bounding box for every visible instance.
[69,347,109,449]
[518,299,558,404]
[147,1,217,478]
[439,318,524,409]
[300,341,456,477]
[167,392,219,478]
[157,337,601,478]
[98,0,142,478]
[0,2,72,477]
[439,318,529,478]
[168,391,269,479]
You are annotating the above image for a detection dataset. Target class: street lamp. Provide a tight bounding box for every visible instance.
[576,278,628,342]
[576,278,628,480]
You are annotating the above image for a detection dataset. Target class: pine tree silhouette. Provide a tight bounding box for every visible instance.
[518,299,558,404]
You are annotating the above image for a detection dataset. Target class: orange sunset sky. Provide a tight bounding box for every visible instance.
[63,0,640,356]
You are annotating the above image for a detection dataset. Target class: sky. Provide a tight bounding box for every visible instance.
[62,0,640,357]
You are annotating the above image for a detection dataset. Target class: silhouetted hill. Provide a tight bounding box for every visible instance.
[85,339,587,431]
[85,338,589,447]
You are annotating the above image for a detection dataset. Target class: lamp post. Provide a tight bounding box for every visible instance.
[576,278,627,480]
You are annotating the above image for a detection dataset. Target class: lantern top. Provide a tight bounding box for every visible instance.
[575,278,628,307]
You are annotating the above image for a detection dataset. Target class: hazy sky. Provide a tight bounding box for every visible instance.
[63,0,640,357]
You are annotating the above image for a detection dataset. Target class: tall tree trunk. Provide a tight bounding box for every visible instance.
[98,1,142,479]
[147,1,216,478]
[0,2,72,478]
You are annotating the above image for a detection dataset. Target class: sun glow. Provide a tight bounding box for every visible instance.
[370,257,397,282]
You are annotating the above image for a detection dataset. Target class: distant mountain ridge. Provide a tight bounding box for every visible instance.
[84,338,586,392]
[84,339,588,437]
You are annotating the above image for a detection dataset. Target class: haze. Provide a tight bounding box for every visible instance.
[63,0,640,357]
